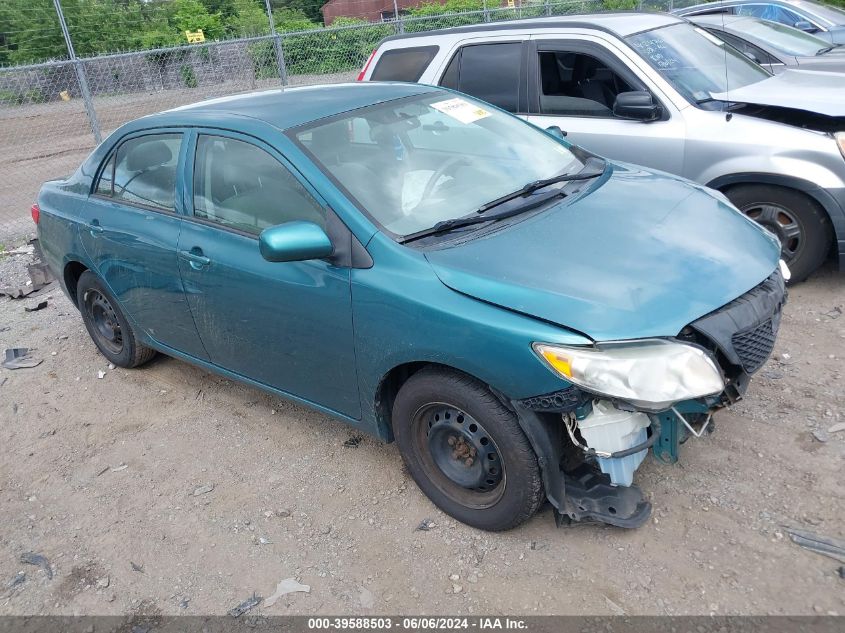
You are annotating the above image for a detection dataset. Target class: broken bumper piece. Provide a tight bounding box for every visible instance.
[557,466,651,529]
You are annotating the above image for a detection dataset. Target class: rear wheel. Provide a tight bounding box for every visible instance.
[725,184,832,282]
[392,367,543,531]
[77,271,156,368]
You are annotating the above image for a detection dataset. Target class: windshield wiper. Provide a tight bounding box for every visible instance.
[475,157,606,215]
[399,158,605,244]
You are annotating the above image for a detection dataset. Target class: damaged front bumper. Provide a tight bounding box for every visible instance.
[513,267,786,529]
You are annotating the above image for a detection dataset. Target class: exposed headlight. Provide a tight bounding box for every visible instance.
[836,132,845,159]
[533,340,724,410]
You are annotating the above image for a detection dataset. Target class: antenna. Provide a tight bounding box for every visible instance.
[722,9,730,120]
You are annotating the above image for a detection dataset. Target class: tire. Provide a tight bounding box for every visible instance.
[77,270,156,368]
[392,367,543,531]
[724,184,832,283]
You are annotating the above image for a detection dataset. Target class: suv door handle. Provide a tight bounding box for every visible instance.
[178,249,211,267]
[87,220,104,236]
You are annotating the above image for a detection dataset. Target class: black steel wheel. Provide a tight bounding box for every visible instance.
[393,367,543,531]
[413,403,505,509]
[83,288,124,356]
[77,270,157,368]
[726,184,832,282]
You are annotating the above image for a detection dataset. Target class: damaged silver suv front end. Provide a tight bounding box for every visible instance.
[513,264,789,528]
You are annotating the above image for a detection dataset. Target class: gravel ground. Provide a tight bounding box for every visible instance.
[0,248,843,617]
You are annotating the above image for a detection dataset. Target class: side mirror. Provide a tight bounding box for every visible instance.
[259,221,333,263]
[794,21,816,32]
[743,50,760,63]
[612,91,662,122]
[545,125,567,139]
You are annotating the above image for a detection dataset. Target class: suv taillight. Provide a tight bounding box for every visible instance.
[31,203,40,225]
[357,49,377,81]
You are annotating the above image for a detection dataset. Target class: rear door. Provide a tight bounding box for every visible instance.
[437,37,530,115]
[524,36,686,175]
[176,129,360,418]
[79,129,209,359]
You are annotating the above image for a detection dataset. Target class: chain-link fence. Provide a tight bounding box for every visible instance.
[0,0,695,246]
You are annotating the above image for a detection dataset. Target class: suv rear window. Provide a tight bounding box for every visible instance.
[438,42,522,113]
[371,46,439,81]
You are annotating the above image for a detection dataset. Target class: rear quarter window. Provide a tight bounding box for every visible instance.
[370,46,439,81]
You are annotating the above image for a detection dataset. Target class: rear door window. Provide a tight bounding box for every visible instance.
[371,46,439,81]
[439,42,523,113]
[95,134,182,211]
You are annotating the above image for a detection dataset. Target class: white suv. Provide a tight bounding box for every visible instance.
[360,12,845,281]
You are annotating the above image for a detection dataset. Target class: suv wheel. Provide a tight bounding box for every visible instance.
[392,367,543,531]
[725,184,832,282]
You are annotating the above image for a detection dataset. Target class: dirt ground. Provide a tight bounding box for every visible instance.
[0,248,843,617]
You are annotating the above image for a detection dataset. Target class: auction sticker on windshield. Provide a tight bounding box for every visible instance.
[431,98,491,124]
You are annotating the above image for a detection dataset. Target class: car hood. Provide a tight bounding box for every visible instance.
[424,165,780,342]
[712,69,845,116]
[795,52,845,73]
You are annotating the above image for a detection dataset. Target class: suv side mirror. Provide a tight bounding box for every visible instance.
[259,221,333,263]
[613,91,662,122]
[794,21,816,32]
[743,50,760,63]
[545,125,567,139]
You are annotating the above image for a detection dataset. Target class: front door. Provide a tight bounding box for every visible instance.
[79,130,209,359]
[524,38,686,176]
[176,130,360,418]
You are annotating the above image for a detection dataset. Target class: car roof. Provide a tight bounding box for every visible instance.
[382,11,684,42]
[688,13,755,27]
[676,0,810,13]
[147,82,438,131]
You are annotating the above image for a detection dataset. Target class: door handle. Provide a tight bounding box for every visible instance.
[178,249,211,266]
[88,220,104,236]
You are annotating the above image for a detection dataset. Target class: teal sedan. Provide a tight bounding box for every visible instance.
[35,83,786,531]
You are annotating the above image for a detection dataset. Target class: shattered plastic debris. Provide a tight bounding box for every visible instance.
[3,348,42,370]
[19,552,52,579]
[786,527,845,563]
[97,370,106,379]
[228,594,262,617]
[24,301,48,312]
[343,434,363,448]
[192,483,214,496]
[263,578,310,607]
[7,572,25,590]
[416,518,437,532]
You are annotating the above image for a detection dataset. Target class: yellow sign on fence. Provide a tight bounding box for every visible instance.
[185,30,205,44]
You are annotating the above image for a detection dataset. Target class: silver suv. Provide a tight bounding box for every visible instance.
[362,12,845,281]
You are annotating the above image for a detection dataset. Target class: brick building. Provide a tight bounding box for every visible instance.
[321,0,449,25]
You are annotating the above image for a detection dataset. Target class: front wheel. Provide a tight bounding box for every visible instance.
[724,184,832,283]
[392,367,543,531]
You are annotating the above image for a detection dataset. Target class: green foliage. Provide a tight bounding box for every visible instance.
[406,0,485,16]
[283,20,392,74]
[602,0,639,9]
[180,63,199,87]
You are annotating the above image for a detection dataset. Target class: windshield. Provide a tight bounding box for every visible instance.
[294,93,583,237]
[740,17,832,55]
[626,23,771,104]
